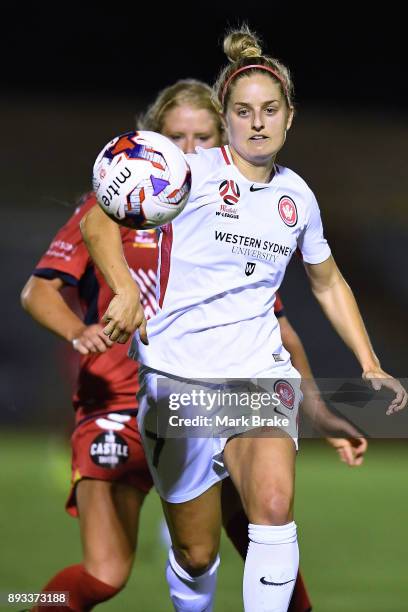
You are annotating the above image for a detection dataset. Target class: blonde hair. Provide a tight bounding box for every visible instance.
[213,25,294,111]
[138,79,224,142]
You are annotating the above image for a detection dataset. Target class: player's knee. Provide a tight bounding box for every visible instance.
[174,544,219,576]
[86,555,134,590]
[249,489,293,525]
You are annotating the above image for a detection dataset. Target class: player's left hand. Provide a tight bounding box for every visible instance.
[315,409,368,467]
[326,436,368,467]
[72,323,114,355]
[362,369,407,415]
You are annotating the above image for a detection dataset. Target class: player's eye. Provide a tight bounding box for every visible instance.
[168,134,183,141]
[197,135,211,142]
[265,107,277,114]
[237,108,250,117]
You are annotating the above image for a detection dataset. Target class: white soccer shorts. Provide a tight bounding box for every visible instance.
[137,365,301,503]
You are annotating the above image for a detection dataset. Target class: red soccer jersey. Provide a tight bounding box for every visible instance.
[34,193,159,422]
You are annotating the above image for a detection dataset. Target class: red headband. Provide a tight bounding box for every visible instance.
[221,64,288,106]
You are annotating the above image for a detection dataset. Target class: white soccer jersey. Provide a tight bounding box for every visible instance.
[130,145,331,378]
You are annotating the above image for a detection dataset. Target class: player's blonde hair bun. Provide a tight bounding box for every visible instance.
[213,24,294,110]
[223,26,262,62]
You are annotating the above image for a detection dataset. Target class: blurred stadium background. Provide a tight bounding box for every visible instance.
[1,8,407,611]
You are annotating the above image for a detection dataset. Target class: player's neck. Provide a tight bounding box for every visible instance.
[228,146,276,183]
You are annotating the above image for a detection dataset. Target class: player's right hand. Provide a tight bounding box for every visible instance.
[72,324,114,355]
[102,289,148,345]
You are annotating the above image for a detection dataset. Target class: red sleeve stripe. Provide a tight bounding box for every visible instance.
[158,224,173,308]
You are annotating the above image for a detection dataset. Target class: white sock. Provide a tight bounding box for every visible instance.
[166,547,219,611]
[243,522,299,612]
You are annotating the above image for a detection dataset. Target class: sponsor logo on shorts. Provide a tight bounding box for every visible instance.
[278,196,297,227]
[89,431,129,468]
[274,380,295,409]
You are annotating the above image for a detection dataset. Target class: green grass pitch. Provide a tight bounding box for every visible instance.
[0,434,407,611]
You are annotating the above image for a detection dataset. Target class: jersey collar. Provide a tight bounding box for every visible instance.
[220,145,279,187]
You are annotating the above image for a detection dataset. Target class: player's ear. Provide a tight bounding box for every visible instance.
[218,112,228,146]
[285,106,294,132]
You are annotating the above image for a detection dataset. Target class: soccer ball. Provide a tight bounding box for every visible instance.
[92,130,191,229]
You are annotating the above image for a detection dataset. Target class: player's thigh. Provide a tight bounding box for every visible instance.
[223,434,296,523]
[77,478,146,560]
[162,482,222,560]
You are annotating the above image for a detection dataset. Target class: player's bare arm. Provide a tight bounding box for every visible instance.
[80,204,148,345]
[304,255,407,414]
[21,276,113,354]
[279,314,368,466]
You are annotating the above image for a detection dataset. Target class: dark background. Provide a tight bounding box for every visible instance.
[4,8,407,108]
[2,8,407,429]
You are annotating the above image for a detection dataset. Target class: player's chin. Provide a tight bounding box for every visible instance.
[246,140,278,163]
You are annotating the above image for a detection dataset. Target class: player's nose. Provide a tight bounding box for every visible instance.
[252,112,264,131]
[184,137,196,154]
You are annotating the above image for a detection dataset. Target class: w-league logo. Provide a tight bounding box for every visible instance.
[278,196,298,227]
[219,180,241,205]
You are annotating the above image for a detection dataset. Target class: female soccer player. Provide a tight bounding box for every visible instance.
[142,80,369,612]
[140,78,369,612]
[23,77,365,612]
[81,28,404,612]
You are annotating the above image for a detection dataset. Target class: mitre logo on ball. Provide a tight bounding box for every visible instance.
[92,131,191,229]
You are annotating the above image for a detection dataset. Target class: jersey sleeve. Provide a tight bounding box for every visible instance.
[34,193,96,285]
[274,292,285,318]
[297,190,331,264]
